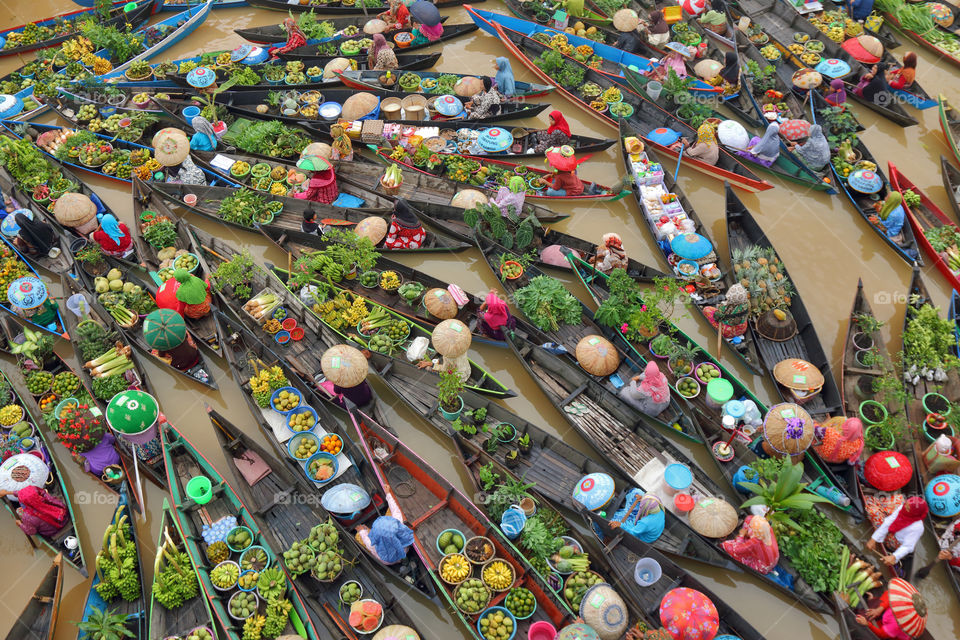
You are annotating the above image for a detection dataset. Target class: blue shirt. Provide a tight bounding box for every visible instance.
[190,131,216,151]
[850,0,875,22]
[883,204,905,238]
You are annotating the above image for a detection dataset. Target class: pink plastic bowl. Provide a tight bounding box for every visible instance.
[528,621,557,640]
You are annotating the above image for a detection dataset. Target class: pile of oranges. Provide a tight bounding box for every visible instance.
[320,434,342,455]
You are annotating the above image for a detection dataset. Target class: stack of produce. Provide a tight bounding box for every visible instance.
[94,507,141,602]
[248,366,289,408]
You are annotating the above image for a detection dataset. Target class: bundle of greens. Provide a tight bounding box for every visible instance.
[218,188,268,228]
[514,276,581,331]
[228,120,311,159]
[296,11,336,40]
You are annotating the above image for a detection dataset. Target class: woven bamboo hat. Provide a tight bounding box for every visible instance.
[324,57,352,79]
[688,497,738,538]
[773,358,824,393]
[373,626,419,640]
[152,127,190,166]
[301,142,332,160]
[454,76,484,97]
[341,92,379,121]
[576,335,619,376]
[613,8,639,31]
[354,216,388,245]
[364,18,389,34]
[763,402,815,456]
[53,192,97,227]
[450,189,488,208]
[432,319,471,357]
[321,344,368,387]
[756,308,798,341]
[424,288,458,319]
[579,584,628,640]
[694,58,723,80]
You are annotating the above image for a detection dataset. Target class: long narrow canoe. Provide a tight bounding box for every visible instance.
[367,351,737,569]
[776,0,902,49]
[941,96,960,167]
[131,178,223,351]
[582,509,767,640]
[879,5,960,70]
[731,0,929,123]
[725,185,864,519]
[908,271,960,607]
[942,155,960,223]
[810,91,923,266]
[146,180,472,253]
[248,0,484,15]
[616,118,764,373]
[503,0,611,27]
[210,308,440,600]
[0,0,156,57]
[279,23,479,58]
[0,367,87,575]
[889,162,960,292]
[148,499,219,640]
[78,485,146,640]
[350,406,578,639]
[234,15,449,43]
[0,239,66,336]
[4,554,63,640]
[161,419,324,640]
[488,24,772,192]
[339,69,556,100]
[207,406,429,635]
[475,234,700,441]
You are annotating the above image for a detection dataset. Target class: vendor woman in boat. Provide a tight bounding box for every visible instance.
[534,110,572,153]
[292,156,338,204]
[867,496,928,566]
[91,214,133,258]
[786,125,830,172]
[465,77,501,119]
[383,199,426,250]
[589,233,628,274]
[645,43,691,82]
[639,9,671,47]
[408,0,444,44]
[855,578,923,640]
[824,78,847,106]
[742,122,781,165]
[490,176,527,217]
[268,17,307,59]
[721,514,779,574]
[870,192,906,242]
[356,491,415,565]
[367,33,398,71]
[494,57,516,97]
[544,146,585,197]
[11,213,56,258]
[378,0,411,30]
[477,290,515,340]
[613,9,644,55]
[886,52,918,90]
[153,128,207,185]
[937,517,960,573]
[854,61,892,106]
[672,121,720,166]
[0,484,68,538]
[189,116,218,152]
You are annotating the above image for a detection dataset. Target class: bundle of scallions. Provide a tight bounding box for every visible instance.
[84,344,134,379]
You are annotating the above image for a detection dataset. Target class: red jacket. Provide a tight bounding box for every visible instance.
[93,223,133,255]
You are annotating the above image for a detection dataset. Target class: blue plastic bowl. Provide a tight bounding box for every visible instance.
[238,569,260,592]
[182,105,201,119]
[269,387,302,415]
[476,606,517,640]
[286,406,318,433]
[287,431,320,461]
[274,330,291,345]
[436,528,465,555]
[239,544,272,571]
[304,451,339,485]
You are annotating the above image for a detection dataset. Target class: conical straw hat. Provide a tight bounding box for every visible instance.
[152,127,190,166]
[54,192,97,226]
[324,57,352,79]
[354,216,388,245]
[432,319,471,357]
[576,335,619,376]
[450,190,488,209]
[341,93,379,121]
[321,344,368,387]
[301,142,332,160]
[364,18,389,34]
[773,358,824,391]
[613,9,639,31]
[763,402,815,456]
[688,497,738,538]
[424,288,458,319]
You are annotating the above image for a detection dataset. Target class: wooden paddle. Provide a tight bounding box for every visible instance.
[914,556,940,580]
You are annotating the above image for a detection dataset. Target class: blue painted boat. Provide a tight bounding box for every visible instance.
[154,0,246,11]
[465,5,721,96]
[97,52,212,88]
[0,236,66,336]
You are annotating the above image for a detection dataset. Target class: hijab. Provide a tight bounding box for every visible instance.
[547,110,571,137]
[879,191,902,220]
[18,485,66,528]
[418,21,444,42]
[828,78,847,103]
[191,115,216,148]
[368,514,414,564]
[751,122,781,158]
[639,361,669,403]
[899,51,917,85]
[888,496,929,535]
[98,213,126,246]
[495,57,516,97]
[648,10,669,34]
[15,214,55,254]
[392,199,420,229]
[695,121,718,147]
[720,50,739,85]
[370,33,389,59]
[837,416,864,463]
[794,124,830,170]
[484,290,510,329]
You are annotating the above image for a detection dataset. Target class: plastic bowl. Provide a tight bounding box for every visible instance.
[239,545,271,571]
[476,606,517,640]
[281,317,297,331]
[286,405,318,433]
[238,569,260,592]
[182,105,201,119]
[211,560,240,591]
[269,387,302,415]
[274,330,291,345]
[173,252,200,273]
[226,526,255,553]
[227,590,260,621]
[505,587,537,620]
[290,327,305,341]
[287,431,320,460]
[436,528,465,555]
[528,620,557,640]
[633,557,662,587]
[304,451,339,485]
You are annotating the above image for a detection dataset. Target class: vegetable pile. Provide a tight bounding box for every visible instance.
[94,507,141,602]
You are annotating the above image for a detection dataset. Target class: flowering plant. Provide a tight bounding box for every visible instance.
[55,403,105,454]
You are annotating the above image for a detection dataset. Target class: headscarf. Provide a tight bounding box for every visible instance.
[417,21,444,42]
[508,176,526,193]
[602,232,623,251]
[751,122,781,159]
[484,290,510,329]
[392,199,420,229]
[695,121,718,147]
[17,485,66,529]
[720,50,739,85]
[480,76,493,93]
[547,110,571,137]
[794,124,830,171]
[639,361,669,403]
[14,214,55,254]
[648,10,669,34]
[283,16,306,42]
[837,417,864,463]
[191,115,216,148]
[495,57,516,97]
[879,192,902,220]
[330,123,352,158]
[888,496,929,535]
[394,0,410,25]
[367,514,415,564]
[828,78,847,104]
[370,33,389,59]
[98,214,126,246]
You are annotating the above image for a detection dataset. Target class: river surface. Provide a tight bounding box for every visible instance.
[2,2,960,638]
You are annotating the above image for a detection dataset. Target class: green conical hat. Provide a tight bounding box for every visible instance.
[143,309,187,350]
[173,269,207,304]
[105,390,159,435]
[296,155,330,172]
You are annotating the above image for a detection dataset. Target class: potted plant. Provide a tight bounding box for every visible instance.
[648,334,675,359]
[853,312,883,350]
[437,370,464,421]
[517,432,531,455]
[452,417,477,439]
[505,449,520,468]
[76,243,108,276]
[467,406,487,427]
[484,435,500,454]
[864,415,900,451]
[922,392,951,416]
[478,462,500,491]
[75,606,134,640]
[496,422,516,443]
[855,348,880,369]
[125,60,152,82]
[858,399,888,425]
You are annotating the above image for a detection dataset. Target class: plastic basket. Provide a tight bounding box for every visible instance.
[500,506,526,539]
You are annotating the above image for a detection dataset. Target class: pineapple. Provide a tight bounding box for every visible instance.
[206,541,229,564]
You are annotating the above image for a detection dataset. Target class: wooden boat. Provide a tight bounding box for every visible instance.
[160,419,324,640]
[51,86,187,125]
[146,180,471,253]
[0,366,87,576]
[78,485,146,640]
[248,0,483,15]
[167,53,441,91]
[615,119,764,373]
[147,499,218,640]
[475,233,700,440]
[941,96,960,167]
[280,23,479,58]
[207,406,430,634]
[72,0,244,9]
[725,185,864,518]
[879,3,960,70]
[942,155,960,223]
[583,509,767,640]
[730,0,927,125]
[809,93,922,266]
[234,14,449,43]
[372,351,737,569]
[375,147,623,201]
[489,24,772,192]
[503,0,611,26]
[0,0,156,58]
[775,0,902,50]
[352,406,578,639]
[339,69,557,100]
[890,162,960,292]
[131,178,223,352]
[0,238,65,336]
[4,554,63,640]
